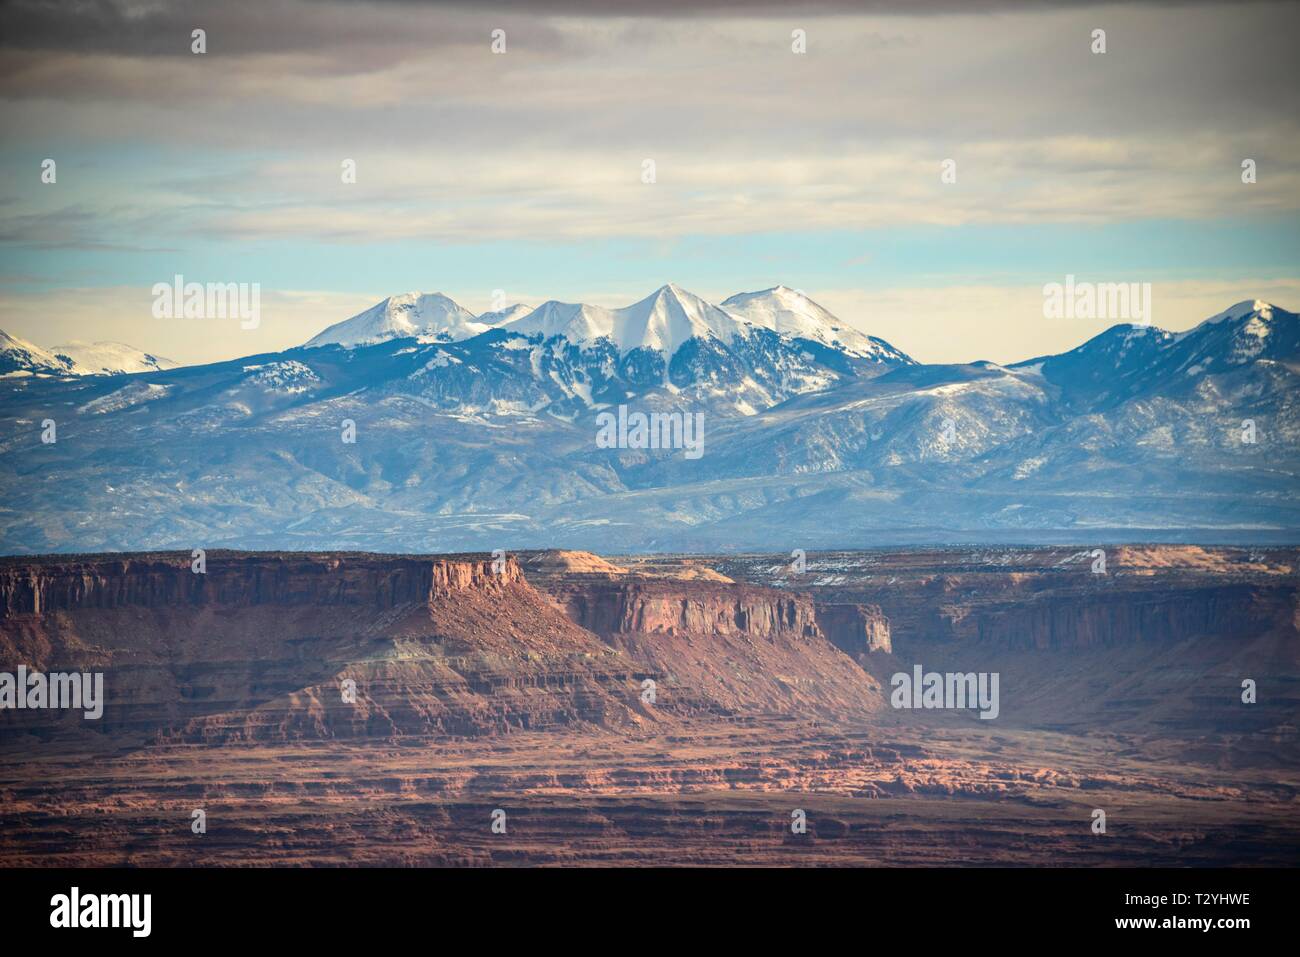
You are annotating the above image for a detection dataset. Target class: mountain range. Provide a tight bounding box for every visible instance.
[0,330,176,377]
[0,287,1295,554]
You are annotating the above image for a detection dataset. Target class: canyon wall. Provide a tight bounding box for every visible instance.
[7,546,1290,745]
[542,577,820,640]
[0,551,660,743]
[551,580,891,659]
[3,547,1298,867]
[0,551,520,617]
[814,603,892,657]
[929,584,1294,650]
[711,548,1299,654]
[527,569,884,719]
[709,547,1300,735]
[0,551,889,744]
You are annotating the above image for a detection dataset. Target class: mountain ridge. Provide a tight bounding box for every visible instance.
[0,296,1294,554]
[301,282,914,367]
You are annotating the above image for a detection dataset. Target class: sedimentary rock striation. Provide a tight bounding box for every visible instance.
[1,545,1297,867]
[0,550,523,616]
[0,551,664,742]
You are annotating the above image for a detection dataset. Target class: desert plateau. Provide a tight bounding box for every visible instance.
[1,545,1295,867]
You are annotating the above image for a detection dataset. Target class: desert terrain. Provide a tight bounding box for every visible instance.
[1,545,1296,866]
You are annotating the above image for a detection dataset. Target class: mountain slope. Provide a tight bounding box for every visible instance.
[50,340,177,376]
[0,551,668,741]
[1013,300,1298,412]
[503,283,753,357]
[477,303,534,326]
[723,286,913,365]
[0,330,76,376]
[0,297,1295,554]
[305,292,487,348]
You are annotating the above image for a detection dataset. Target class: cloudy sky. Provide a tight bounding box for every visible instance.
[1,0,1298,365]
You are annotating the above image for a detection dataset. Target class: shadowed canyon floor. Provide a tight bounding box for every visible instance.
[1,547,1297,866]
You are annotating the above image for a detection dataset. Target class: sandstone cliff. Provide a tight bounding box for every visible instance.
[0,551,660,742]
[524,564,884,719]
[0,550,887,743]
[713,546,1300,737]
[814,603,892,657]
[0,551,521,617]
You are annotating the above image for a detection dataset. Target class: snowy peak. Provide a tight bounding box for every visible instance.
[476,303,534,326]
[503,300,618,344]
[51,340,177,376]
[1013,299,1298,411]
[305,292,485,349]
[1054,322,1174,359]
[502,284,753,356]
[302,283,914,367]
[1,330,175,377]
[1198,299,1278,327]
[0,329,77,376]
[722,286,912,363]
[723,285,834,335]
[617,283,752,355]
[1174,299,1296,369]
[1027,299,1296,373]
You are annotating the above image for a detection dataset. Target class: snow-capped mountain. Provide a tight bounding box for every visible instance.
[504,284,753,357]
[303,283,913,368]
[50,340,177,376]
[295,284,912,418]
[305,292,487,348]
[477,303,534,326]
[1014,300,1298,412]
[0,297,1295,554]
[0,329,75,376]
[722,286,912,365]
[2,330,177,377]
[502,300,619,346]
[1171,300,1298,373]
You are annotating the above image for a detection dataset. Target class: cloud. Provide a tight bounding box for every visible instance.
[0,0,1254,60]
[4,134,1295,250]
[2,4,1296,248]
[0,0,531,57]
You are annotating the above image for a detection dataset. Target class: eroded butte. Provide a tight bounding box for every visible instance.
[1,546,1296,866]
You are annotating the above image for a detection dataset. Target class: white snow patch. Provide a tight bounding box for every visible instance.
[79,382,170,414]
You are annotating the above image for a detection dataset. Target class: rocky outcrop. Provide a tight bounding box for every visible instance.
[3,546,1299,868]
[545,578,820,640]
[713,546,1299,654]
[0,550,888,743]
[814,603,891,657]
[0,551,520,617]
[933,584,1292,650]
[0,551,659,743]
[527,572,883,718]
[710,546,1300,734]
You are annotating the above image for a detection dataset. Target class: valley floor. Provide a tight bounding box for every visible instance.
[2,715,1296,867]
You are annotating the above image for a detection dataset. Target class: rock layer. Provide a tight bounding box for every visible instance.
[523,563,884,718]
[814,603,892,657]
[2,545,1297,867]
[0,551,658,742]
